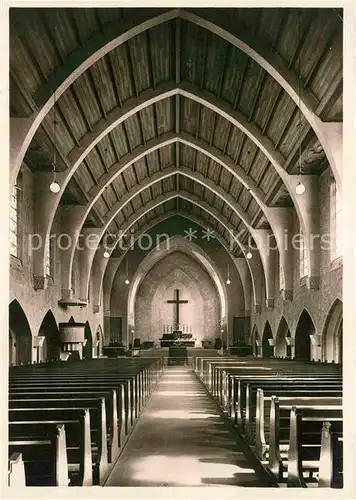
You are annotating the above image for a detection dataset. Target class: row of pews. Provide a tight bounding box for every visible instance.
[193,355,343,488]
[8,356,164,487]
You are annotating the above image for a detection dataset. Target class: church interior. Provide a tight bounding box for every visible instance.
[7,5,349,491]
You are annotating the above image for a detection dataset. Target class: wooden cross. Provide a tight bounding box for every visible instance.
[167,289,188,330]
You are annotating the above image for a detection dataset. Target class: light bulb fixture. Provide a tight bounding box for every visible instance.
[246,235,253,260]
[49,179,60,193]
[295,181,306,195]
[49,85,60,194]
[295,8,305,197]
[226,263,231,285]
[103,231,111,258]
[124,254,129,285]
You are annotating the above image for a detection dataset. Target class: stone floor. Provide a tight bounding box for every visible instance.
[104,366,270,487]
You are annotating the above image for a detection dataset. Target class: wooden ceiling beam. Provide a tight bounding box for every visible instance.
[71,86,93,132]
[14,8,337,195]
[287,9,315,70]
[137,112,146,146]
[107,52,123,107]
[39,11,65,67]
[271,9,289,51]
[67,9,84,47]
[146,30,156,90]
[303,28,341,90]
[316,76,342,117]
[248,68,265,123]
[10,73,37,114]
[218,44,232,99]
[209,113,217,147]
[274,105,298,150]
[195,105,201,139]
[14,27,48,83]
[126,41,139,98]
[82,159,99,186]
[88,68,107,119]
[235,134,246,166]
[223,123,232,156]
[175,18,181,170]
[261,86,283,135]
[233,56,249,110]
[200,30,209,89]
[122,121,132,154]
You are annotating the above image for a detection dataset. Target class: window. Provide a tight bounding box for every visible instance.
[9,179,21,258]
[299,230,308,278]
[330,179,342,261]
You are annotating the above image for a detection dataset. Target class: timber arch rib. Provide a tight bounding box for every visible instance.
[10,7,342,311]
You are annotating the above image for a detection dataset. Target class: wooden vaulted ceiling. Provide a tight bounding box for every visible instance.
[10,7,343,254]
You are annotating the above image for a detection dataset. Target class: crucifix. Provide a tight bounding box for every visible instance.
[167,289,188,331]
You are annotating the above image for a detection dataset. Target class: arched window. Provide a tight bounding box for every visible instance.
[330,178,342,261]
[299,230,308,278]
[10,176,22,258]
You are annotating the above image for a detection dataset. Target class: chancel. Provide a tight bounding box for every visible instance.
[8,5,351,492]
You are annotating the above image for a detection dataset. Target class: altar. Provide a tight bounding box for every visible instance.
[160,289,196,347]
[160,331,196,348]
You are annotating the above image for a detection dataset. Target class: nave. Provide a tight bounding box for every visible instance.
[105,365,268,487]
[7,5,350,494]
[8,352,343,489]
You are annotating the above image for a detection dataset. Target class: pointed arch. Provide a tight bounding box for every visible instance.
[262,321,274,358]
[38,310,60,363]
[83,321,93,360]
[9,299,32,366]
[95,325,105,358]
[295,309,315,361]
[323,299,342,363]
[250,325,259,357]
[275,316,291,358]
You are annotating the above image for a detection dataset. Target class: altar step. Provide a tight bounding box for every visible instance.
[137,347,220,365]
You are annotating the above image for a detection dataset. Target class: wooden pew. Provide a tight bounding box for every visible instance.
[9,378,133,434]
[8,357,163,486]
[8,452,27,487]
[9,424,69,486]
[9,409,92,486]
[9,391,120,459]
[268,399,343,486]
[228,373,341,428]
[254,390,342,460]
[287,406,343,488]
[247,383,342,444]
[9,400,109,484]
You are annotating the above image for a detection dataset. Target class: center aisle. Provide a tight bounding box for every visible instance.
[104,366,272,487]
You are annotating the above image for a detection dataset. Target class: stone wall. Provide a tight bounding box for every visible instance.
[134,251,220,345]
[250,168,342,361]
[109,216,246,346]
[10,165,104,363]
